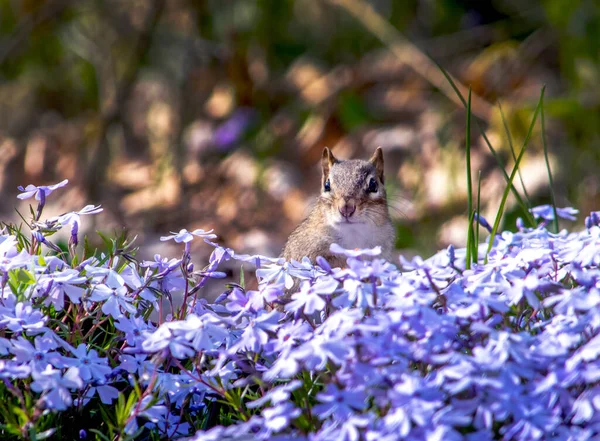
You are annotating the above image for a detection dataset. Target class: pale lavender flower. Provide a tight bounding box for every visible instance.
[141,254,182,273]
[17,179,68,201]
[285,278,338,315]
[151,411,192,437]
[119,353,154,377]
[124,395,168,435]
[161,228,216,243]
[0,300,47,334]
[38,269,87,310]
[314,384,368,420]
[65,344,112,382]
[262,402,300,432]
[0,249,31,272]
[224,287,262,313]
[256,263,295,290]
[530,205,578,221]
[77,383,120,406]
[0,359,31,379]
[50,204,103,227]
[114,316,155,347]
[10,335,69,371]
[232,310,282,352]
[141,324,195,359]
[177,313,230,352]
[88,284,136,318]
[30,365,83,411]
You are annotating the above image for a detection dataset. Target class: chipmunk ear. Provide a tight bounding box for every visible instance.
[369,147,385,183]
[322,147,338,177]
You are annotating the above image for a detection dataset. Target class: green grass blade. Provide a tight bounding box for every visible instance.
[540,91,559,233]
[476,125,536,226]
[435,61,536,227]
[465,88,474,269]
[485,86,546,263]
[499,102,532,206]
[476,170,482,258]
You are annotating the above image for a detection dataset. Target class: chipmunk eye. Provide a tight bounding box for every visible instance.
[367,177,378,193]
[324,179,331,192]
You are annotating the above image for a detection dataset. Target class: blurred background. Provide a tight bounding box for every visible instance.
[1,0,599,268]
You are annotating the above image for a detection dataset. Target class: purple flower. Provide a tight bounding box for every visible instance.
[150,410,192,437]
[213,108,256,148]
[262,402,300,433]
[36,269,87,311]
[10,335,69,371]
[114,316,155,347]
[256,263,295,290]
[88,284,136,318]
[65,344,112,382]
[585,211,600,228]
[17,179,68,201]
[119,353,154,376]
[285,278,338,315]
[530,205,578,221]
[0,248,31,272]
[314,384,368,420]
[77,384,120,406]
[30,365,83,411]
[0,359,31,379]
[141,324,195,359]
[232,310,282,352]
[141,254,182,273]
[124,395,168,435]
[177,313,230,352]
[225,287,264,313]
[0,300,47,334]
[474,213,493,233]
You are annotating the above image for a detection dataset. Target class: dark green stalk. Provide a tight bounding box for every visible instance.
[465,88,474,269]
[475,170,482,259]
[540,91,559,233]
[485,87,546,263]
[499,102,532,206]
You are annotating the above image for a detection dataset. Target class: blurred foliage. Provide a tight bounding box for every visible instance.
[0,0,599,265]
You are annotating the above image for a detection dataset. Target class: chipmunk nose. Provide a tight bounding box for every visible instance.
[339,201,356,219]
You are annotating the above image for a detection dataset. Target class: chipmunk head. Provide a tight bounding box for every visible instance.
[320,147,390,227]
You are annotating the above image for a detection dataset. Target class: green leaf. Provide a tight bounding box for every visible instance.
[15,268,35,285]
[89,429,112,441]
[96,231,115,254]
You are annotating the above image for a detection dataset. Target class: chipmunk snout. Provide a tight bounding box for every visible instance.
[338,200,356,219]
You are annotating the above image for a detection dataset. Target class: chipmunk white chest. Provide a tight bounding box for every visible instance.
[332,221,384,251]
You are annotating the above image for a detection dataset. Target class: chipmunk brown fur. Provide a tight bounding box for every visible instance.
[282,147,395,269]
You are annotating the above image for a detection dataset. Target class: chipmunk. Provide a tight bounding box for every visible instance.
[282,147,395,269]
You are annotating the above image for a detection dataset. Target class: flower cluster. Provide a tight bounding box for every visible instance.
[2,181,600,441]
